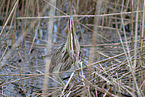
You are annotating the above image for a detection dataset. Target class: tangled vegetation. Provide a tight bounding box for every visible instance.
[0,0,145,97]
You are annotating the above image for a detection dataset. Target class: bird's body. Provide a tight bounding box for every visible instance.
[49,17,80,85]
[50,44,73,73]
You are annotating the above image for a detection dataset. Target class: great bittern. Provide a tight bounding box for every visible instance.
[50,17,80,85]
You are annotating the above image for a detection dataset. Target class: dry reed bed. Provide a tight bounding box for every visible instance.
[0,0,145,96]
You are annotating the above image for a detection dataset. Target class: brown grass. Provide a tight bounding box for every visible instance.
[0,0,145,96]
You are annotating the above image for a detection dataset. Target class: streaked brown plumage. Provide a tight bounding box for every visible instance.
[50,17,80,73]
[49,44,73,72]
